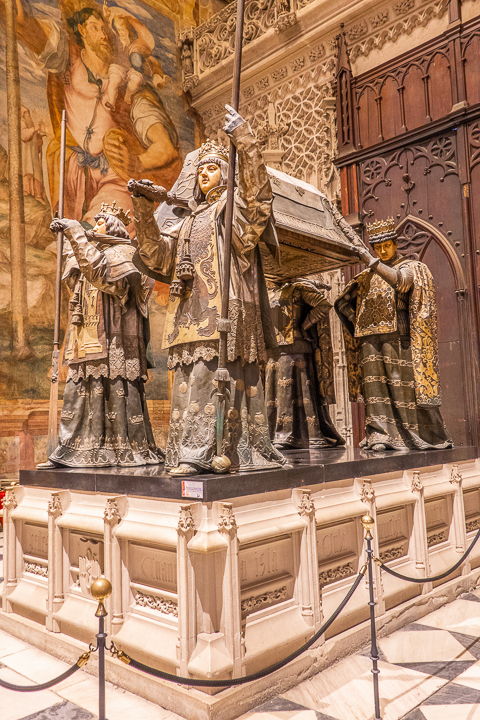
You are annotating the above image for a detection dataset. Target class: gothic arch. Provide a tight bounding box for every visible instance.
[395,214,466,293]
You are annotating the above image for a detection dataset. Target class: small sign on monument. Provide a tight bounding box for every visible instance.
[182,480,204,499]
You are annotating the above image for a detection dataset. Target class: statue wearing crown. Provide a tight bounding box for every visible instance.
[38,203,163,468]
[335,218,453,452]
[130,107,285,475]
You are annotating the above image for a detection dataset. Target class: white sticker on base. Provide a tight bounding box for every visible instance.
[182,480,204,499]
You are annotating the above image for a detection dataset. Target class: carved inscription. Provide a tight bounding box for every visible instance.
[129,544,177,593]
[23,523,48,560]
[316,520,356,562]
[464,490,480,519]
[239,537,292,587]
[377,508,407,545]
[69,533,104,573]
[425,498,449,531]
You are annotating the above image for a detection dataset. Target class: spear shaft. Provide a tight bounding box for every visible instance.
[47,110,67,456]
[214,0,245,460]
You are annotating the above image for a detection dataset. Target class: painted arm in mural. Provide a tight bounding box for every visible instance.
[50,219,129,302]
[225,106,273,268]
[0,0,49,55]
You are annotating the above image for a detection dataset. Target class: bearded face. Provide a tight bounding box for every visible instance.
[80,15,113,63]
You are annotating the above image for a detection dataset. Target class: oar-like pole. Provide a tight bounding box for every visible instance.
[47,110,67,456]
[213,0,246,468]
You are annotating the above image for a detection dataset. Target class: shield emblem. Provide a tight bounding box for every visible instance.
[78,538,102,596]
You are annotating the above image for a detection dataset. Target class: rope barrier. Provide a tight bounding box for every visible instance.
[110,566,367,687]
[0,651,90,692]
[377,527,480,584]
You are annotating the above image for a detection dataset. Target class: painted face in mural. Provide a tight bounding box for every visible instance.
[78,13,113,64]
[373,239,397,263]
[198,163,222,195]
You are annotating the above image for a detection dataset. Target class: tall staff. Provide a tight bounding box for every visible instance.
[47,110,67,456]
[213,0,246,464]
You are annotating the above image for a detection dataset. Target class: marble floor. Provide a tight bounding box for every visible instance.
[0,528,479,720]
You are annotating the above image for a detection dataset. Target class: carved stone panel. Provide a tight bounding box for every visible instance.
[23,523,48,560]
[377,507,409,562]
[425,497,450,547]
[129,544,177,593]
[463,489,480,533]
[317,520,357,586]
[239,536,294,616]
[69,532,104,594]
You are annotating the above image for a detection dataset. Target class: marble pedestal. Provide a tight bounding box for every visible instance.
[1,447,479,719]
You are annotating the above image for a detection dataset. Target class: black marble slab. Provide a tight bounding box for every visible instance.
[19,446,478,502]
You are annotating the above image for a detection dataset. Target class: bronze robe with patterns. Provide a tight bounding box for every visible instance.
[335,255,453,451]
[49,221,163,467]
[134,121,284,471]
[266,280,345,449]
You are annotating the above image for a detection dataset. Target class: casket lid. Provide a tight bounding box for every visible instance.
[263,167,358,281]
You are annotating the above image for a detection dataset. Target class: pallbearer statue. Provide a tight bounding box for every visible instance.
[266,277,345,449]
[131,108,285,475]
[39,205,163,468]
[335,218,453,452]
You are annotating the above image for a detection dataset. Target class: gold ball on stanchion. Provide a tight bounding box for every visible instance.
[361,514,375,539]
[91,577,112,617]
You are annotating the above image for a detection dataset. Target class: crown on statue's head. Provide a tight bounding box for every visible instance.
[99,201,131,227]
[197,140,229,165]
[366,217,397,244]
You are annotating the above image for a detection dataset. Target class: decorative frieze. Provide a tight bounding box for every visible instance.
[24,562,48,578]
[241,585,287,613]
[379,546,406,562]
[134,591,178,617]
[466,518,480,533]
[427,530,447,546]
[319,562,355,586]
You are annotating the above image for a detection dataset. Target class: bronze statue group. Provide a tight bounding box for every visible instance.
[39,109,453,476]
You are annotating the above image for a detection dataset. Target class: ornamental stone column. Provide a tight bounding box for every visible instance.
[217,503,243,677]
[410,471,432,593]
[296,489,322,631]
[177,504,196,676]
[360,479,385,615]
[47,492,65,632]
[3,487,18,613]
[104,496,124,635]
[449,465,469,574]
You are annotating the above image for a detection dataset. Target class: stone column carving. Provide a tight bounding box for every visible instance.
[178,27,198,94]
[3,488,18,613]
[410,471,432,593]
[177,504,196,676]
[104,497,123,635]
[360,480,385,615]
[47,492,63,632]
[297,490,321,631]
[217,503,243,677]
[450,465,468,572]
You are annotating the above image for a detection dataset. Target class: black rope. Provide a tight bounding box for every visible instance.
[118,569,366,687]
[379,527,480,584]
[0,658,85,692]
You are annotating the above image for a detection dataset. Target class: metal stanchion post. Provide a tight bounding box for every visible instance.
[91,578,113,720]
[361,514,382,720]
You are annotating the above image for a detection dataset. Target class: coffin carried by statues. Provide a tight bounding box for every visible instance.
[138,150,360,282]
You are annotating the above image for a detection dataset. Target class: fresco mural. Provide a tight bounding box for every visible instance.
[0,0,196,472]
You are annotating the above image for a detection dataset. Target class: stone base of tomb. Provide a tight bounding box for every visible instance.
[1,447,479,719]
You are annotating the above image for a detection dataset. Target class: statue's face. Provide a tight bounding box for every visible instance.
[198,162,221,195]
[93,217,107,235]
[373,239,397,262]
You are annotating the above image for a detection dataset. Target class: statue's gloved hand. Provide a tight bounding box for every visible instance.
[50,218,69,234]
[223,104,245,135]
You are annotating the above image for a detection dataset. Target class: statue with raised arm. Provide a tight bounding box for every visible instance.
[266,277,345,449]
[131,107,285,475]
[334,218,453,452]
[38,204,163,468]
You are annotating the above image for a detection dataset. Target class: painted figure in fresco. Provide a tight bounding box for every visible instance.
[104,3,166,107]
[21,106,48,204]
[131,107,285,476]
[335,218,453,452]
[38,203,163,468]
[266,277,345,449]
[9,0,181,227]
